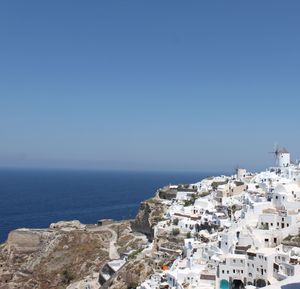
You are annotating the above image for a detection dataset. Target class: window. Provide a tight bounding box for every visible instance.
[227,270,229,274]
[233,269,236,273]
[233,259,236,263]
[222,270,224,274]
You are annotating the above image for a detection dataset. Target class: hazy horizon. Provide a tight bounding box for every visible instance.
[1,1,300,172]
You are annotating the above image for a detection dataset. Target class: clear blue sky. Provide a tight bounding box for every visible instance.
[1,1,300,172]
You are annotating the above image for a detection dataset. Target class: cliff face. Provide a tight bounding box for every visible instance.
[131,195,166,241]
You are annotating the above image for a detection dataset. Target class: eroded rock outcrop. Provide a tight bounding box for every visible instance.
[131,194,167,241]
[49,220,86,231]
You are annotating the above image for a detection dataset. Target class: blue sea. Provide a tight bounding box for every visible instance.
[0,169,213,242]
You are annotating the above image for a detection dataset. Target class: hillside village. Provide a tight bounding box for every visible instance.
[2,148,300,289]
[138,148,300,289]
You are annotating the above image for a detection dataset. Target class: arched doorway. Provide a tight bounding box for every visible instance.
[232,279,244,289]
[256,279,266,288]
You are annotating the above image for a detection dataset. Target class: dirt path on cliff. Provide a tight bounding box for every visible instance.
[88,226,120,260]
[108,228,119,260]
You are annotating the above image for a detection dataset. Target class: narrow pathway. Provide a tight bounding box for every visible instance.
[108,228,119,260]
[88,226,120,260]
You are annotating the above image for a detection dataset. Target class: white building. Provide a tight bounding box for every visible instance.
[138,148,300,289]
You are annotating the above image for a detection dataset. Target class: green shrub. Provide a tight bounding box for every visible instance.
[62,269,74,284]
[172,228,180,236]
[127,283,138,289]
[172,218,179,226]
[199,191,210,198]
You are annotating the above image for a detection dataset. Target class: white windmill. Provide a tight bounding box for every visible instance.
[269,143,290,167]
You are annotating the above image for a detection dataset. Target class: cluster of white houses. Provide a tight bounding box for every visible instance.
[138,149,300,289]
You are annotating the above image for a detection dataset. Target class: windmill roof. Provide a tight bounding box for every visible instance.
[278,147,289,153]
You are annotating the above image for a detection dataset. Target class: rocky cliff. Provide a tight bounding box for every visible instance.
[131,193,167,241]
[0,195,167,289]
